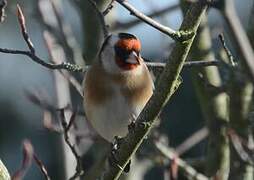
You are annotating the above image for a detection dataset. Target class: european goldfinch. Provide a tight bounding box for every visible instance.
[83,33,153,142]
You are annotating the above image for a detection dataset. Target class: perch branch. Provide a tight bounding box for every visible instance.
[99,1,208,179]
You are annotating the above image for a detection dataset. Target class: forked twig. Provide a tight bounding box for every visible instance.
[59,109,84,180]
[0,5,83,72]
[12,140,51,180]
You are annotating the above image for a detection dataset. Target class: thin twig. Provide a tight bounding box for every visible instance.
[215,0,254,84]
[59,109,84,180]
[227,128,254,166]
[111,3,179,30]
[0,0,7,22]
[12,140,34,180]
[0,48,83,71]
[115,0,193,41]
[17,4,35,54]
[33,154,51,180]
[43,31,83,97]
[46,0,85,66]
[146,60,220,72]
[176,127,209,155]
[0,5,83,72]
[102,0,115,16]
[155,141,209,180]
[218,34,236,67]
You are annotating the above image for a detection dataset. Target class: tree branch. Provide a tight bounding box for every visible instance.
[33,154,51,180]
[111,3,179,30]
[215,0,254,84]
[59,109,84,180]
[87,0,110,38]
[0,5,83,72]
[0,0,7,23]
[115,0,193,41]
[99,1,208,179]
[155,140,209,180]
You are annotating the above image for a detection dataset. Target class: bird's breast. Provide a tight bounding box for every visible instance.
[84,86,142,141]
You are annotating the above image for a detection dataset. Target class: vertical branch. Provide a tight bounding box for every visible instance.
[0,0,7,23]
[43,30,77,179]
[181,2,230,178]
[77,0,110,64]
[219,34,254,180]
[215,0,254,178]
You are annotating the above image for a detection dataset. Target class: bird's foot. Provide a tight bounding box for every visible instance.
[128,114,137,133]
[108,136,130,173]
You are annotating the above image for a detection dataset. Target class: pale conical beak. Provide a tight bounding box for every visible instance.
[125,51,140,64]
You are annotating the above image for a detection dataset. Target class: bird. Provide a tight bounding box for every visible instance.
[83,32,154,142]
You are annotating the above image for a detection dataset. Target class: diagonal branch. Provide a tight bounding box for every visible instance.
[155,140,209,180]
[33,154,51,180]
[115,0,193,41]
[111,3,179,30]
[99,1,209,179]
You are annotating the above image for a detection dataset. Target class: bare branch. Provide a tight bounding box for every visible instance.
[59,109,84,180]
[12,140,34,180]
[111,3,179,30]
[146,60,219,69]
[215,0,254,84]
[115,0,193,41]
[0,0,7,22]
[227,129,254,166]
[16,4,35,54]
[33,154,51,180]
[218,34,236,67]
[155,140,209,180]
[176,127,209,155]
[103,0,115,16]
[100,1,208,179]
[0,5,83,72]
[43,31,83,97]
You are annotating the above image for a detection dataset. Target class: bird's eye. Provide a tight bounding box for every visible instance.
[114,46,130,59]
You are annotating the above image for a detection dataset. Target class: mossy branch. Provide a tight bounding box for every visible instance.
[99,1,209,179]
[185,9,229,179]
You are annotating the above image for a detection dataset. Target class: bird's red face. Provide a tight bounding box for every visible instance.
[114,33,141,70]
